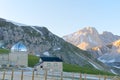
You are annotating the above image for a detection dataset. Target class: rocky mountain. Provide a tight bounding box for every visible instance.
[100,31,120,45]
[63,27,120,50]
[63,27,120,74]
[0,18,110,71]
[88,40,120,74]
[63,27,103,50]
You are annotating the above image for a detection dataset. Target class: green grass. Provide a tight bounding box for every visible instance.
[63,63,115,76]
[0,49,10,54]
[28,54,39,67]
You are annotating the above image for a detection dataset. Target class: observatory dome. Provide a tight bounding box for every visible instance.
[11,42,27,52]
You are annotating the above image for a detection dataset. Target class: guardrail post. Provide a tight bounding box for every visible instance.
[44,70,47,80]
[72,72,74,80]
[21,70,23,80]
[104,75,107,80]
[2,70,6,80]
[11,70,14,80]
[98,74,101,80]
[84,73,86,80]
[79,73,82,80]
[32,70,34,80]
[61,72,63,80]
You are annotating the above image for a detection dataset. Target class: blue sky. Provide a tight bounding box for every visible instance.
[0,0,120,37]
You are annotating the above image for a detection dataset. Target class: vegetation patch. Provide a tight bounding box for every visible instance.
[28,54,39,67]
[63,63,115,76]
[0,49,10,54]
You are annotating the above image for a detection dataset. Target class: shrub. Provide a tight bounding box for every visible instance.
[28,54,39,67]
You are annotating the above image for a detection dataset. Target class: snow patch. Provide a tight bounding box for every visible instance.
[98,58,107,63]
[53,48,61,51]
[89,61,100,70]
[43,52,50,56]
[98,57,115,63]
[88,35,97,44]
[110,69,117,74]
[31,26,43,35]
[88,36,93,42]
[113,66,120,69]
[108,59,115,63]
[80,38,83,43]
[6,20,27,26]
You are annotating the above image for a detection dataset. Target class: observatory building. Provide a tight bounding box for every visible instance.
[9,42,28,66]
[0,42,28,67]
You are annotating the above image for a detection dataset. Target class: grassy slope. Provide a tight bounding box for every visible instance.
[63,63,114,76]
[0,49,10,54]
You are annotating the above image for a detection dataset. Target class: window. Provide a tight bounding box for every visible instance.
[40,66,43,68]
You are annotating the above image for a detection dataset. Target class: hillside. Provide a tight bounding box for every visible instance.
[0,18,110,72]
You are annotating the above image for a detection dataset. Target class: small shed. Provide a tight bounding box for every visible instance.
[35,57,63,72]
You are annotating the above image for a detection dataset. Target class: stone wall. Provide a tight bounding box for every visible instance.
[9,52,28,67]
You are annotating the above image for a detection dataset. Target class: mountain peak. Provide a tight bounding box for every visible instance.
[63,27,102,50]
[76,27,98,35]
[84,26,96,31]
[102,31,113,35]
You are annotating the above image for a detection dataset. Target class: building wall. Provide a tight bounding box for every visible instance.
[9,52,28,67]
[0,54,9,65]
[36,62,63,72]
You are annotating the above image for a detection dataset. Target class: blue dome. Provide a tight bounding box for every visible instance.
[11,42,27,52]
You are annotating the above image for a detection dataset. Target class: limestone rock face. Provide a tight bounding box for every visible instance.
[100,31,120,45]
[63,27,120,51]
[63,27,103,50]
[88,39,120,59]
[87,40,120,74]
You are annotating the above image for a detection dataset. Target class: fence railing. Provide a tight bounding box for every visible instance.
[0,70,117,80]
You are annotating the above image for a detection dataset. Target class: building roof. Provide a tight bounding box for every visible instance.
[40,57,62,62]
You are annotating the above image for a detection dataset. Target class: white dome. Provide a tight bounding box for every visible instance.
[11,42,27,52]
